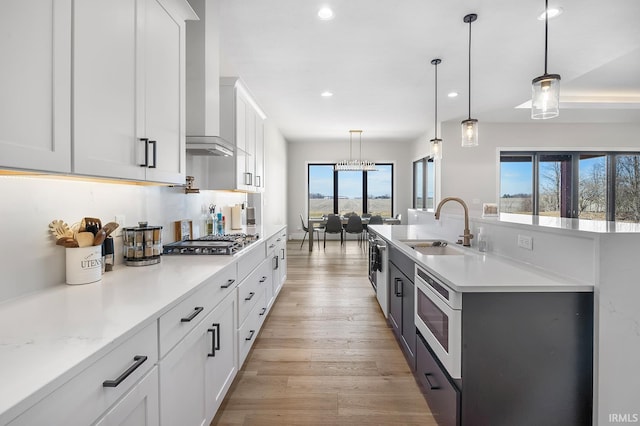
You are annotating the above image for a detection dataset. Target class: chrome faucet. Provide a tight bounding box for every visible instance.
[434,197,473,247]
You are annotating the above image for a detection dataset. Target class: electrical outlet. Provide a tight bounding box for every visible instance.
[114,215,125,237]
[517,234,533,250]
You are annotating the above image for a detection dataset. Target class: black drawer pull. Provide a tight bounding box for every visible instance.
[207,323,220,357]
[139,138,149,167]
[269,244,276,249]
[245,292,255,301]
[103,355,147,388]
[148,140,157,168]
[180,306,204,322]
[394,278,403,297]
[424,373,440,390]
[259,307,267,316]
[245,329,255,341]
[259,276,267,283]
[220,279,235,289]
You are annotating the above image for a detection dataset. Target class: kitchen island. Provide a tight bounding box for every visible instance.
[368,224,594,426]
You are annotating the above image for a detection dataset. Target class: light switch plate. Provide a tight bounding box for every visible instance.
[114,215,125,237]
[517,234,533,250]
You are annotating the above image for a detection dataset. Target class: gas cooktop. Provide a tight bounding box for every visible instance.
[163,233,259,255]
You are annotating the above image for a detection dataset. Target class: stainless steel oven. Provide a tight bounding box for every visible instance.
[368,234,389,318]
[415,265,462,379]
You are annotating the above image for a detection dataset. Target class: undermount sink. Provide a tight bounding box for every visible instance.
[400,240,465,256]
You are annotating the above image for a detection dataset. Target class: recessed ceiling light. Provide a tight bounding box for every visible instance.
[318,7,334,20]
[448,92,459,98]
[321,91,333,97]
[538,7,563,20]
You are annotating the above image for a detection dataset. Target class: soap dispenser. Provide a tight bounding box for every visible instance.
[477,227,487,252]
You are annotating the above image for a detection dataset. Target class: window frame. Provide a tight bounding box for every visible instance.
[413,156,435,209]
[499,150,640,222]
[307,163,394,217]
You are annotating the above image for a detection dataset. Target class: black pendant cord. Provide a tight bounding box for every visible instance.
[544,0,549,76]
[467,17,472,120]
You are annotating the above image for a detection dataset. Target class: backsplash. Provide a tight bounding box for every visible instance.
[0,175,248,303]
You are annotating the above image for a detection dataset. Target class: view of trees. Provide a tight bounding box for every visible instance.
[499,153,640,222]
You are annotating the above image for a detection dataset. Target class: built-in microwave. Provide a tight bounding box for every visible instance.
[415,266,462,379]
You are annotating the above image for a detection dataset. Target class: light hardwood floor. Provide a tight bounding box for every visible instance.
[211,240,436,425]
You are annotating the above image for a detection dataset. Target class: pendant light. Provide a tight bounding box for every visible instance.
[430,59,443,160]
[531,0,561,119]
[334,130,376,171]
[461,13,478,147]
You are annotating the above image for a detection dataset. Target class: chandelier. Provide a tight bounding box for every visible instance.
[334,130,377,171]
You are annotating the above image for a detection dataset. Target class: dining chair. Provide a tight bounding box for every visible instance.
[299,214,322,250]
[368,215,383,225]
[345,215,364,246]
[323,214,344,248]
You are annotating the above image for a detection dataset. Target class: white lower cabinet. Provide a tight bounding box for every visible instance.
[158,290,237,426]
[9,322,158,426]
[94,367,159,426]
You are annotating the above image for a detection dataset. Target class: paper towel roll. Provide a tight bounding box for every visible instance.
[231,205,242,229]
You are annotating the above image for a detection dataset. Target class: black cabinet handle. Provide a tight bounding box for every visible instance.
[256,175,261,187]
[103,355,147,388]
[244,172,252,185]
[139,138,149,167]
[280,248,285,260]
[259,307,267,316]
[180,306,204,322]
[245,292,255,301]
[245,329,255,341]
[424,373,440,390]
[394,278,403,297]
[268,244,276,249]
[220,279,235,289]
[148,140,157,168]
[259,276,267,283]
[207,323,220,357]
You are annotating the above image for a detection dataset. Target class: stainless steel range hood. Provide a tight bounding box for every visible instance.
[186,136,234,157]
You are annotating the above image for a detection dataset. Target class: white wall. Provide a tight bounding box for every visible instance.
[0,176,247,303]
[438,121,640,216]
[262,119,287,227]
[286,139,415,238]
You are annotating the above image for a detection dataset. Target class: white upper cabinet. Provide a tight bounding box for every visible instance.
[202,77,266,192]
[74,0,195,184]
[0,0,72,173]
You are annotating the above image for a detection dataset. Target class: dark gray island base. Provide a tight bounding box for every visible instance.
[413,291,593,426]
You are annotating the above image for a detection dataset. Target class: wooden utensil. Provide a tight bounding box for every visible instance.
[102,222,119,237]
[83,217,102,235]
[93,229,107,246]
[76,232,95,248]
[56,236,79,248]
[49,220,73,239]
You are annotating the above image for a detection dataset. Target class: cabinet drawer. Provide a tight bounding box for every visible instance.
[238,258,270,326]
[158,262,237,358]
[237,241,265,282]
[10,322,158,426]
[265,233,281,257]
[416,334,460,426]
[238,290,266,367]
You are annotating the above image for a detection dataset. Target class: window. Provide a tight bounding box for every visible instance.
[308,164,334,217]
[308,164,394,217]
[499,151,640,223]
[367,164,393,217]
[413,157,435,209]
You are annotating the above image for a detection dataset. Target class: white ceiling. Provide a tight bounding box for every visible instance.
[218,0,640,145]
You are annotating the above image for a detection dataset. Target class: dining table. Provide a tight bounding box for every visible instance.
[306,216,401,252]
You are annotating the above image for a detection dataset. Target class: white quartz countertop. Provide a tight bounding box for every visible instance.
[0,225,285,424]
[369,225,593,293]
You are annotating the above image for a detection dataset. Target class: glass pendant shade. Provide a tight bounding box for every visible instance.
[461,119,478,147]
[531,74,561,119]
[430,138,442,160]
